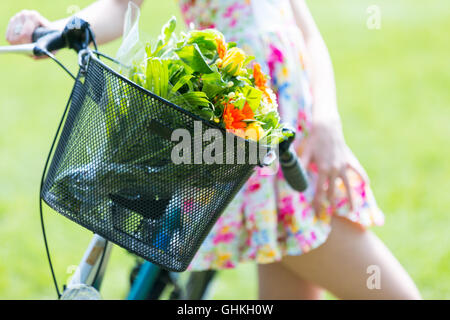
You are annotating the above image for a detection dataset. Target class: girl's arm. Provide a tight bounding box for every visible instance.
[289,0,368,214]
[6,0,144,46]
[289,0,340,126]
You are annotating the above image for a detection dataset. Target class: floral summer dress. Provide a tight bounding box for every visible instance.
[177,0,385,270]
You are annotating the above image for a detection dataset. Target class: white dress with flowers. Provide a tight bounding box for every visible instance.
[177,0,385,270]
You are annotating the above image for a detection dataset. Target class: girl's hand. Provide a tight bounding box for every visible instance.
[301,120,369,216]
[6,10,50,45]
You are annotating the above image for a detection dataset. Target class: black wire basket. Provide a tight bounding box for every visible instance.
[41,54,269,271]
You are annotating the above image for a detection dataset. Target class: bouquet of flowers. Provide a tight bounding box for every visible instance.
[125,16,288,145]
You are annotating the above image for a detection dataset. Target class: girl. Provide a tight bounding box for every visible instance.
[6,0,421,299]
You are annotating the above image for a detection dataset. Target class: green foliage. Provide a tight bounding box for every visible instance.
[172,91,210,108]
[201,72,228,99]
[238,86,262,112]
[171,74,194,94]
[174,44,214,74]
[148,16,177,58]
[144,58,170,98]
[125,16,286,145]
[172,91,214,119]
[186,29,221,59]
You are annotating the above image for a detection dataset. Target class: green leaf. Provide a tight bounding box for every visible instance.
[239,86,262,112]
[171,74,194,94]
[187,30,222,59]
[175,44,214,74]
[172,91,210,108]
[162,16,177,42]
[201,72,228,99]
[145,58,170,98]
[188,29,223,43]
[235,76,252,86]
[243,55,255,67]
[196,108,215,120]
[227,42,237,49]
[149,16,177,57]
[258,110,280,131]
[233,98,246,110]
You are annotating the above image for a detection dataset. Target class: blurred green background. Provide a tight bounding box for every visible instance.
[0,0,449,299]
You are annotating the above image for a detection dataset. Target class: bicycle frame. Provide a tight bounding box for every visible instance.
[67,234,166,300]
[67,234,112,290]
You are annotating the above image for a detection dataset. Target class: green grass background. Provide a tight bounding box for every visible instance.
[0,0,448,299]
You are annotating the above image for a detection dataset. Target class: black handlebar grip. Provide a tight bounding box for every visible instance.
[280,150,308,192]
[32,27,58,42]
[31,27,66,56]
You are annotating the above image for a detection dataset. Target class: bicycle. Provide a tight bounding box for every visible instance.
[0,17,308,300]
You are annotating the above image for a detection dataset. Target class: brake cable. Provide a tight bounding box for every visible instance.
[38,20,100,299]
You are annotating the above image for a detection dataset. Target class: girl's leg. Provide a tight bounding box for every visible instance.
[281,216,421,300]
[258,261,323,299]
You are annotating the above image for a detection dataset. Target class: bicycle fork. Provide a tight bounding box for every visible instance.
[68,234,112,290]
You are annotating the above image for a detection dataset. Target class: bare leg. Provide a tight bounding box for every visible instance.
[280,216,421,300]
[258,261,323,299]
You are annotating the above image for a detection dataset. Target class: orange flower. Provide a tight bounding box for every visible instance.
[223,102,255,131]
[215,37,227,60]
[253,63,274,103]
[242,102,255,119]
[253,63,267,90]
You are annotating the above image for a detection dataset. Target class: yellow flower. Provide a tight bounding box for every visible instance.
[221,47,246,76]
[244,122,265,141]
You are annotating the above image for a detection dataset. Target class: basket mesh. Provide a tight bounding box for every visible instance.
[41,56,265,271]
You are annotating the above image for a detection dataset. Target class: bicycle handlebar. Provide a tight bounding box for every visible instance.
[32,27,59,42]
[31,17,93,56]
[0,17,93,56]
[31,28,66,56]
